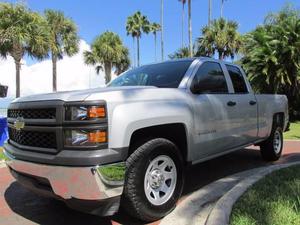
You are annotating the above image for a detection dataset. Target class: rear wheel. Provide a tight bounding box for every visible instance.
[122,138,184,222]
[260,125,283,161]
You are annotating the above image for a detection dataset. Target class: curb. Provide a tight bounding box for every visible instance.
[0,160,6,168]
[160,168,261,225]
[205,161,300,225]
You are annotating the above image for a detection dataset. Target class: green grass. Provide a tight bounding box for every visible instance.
[230,165,300,225]
[97,163,125,181]
[284,121,300,140]
[0,147,5,161]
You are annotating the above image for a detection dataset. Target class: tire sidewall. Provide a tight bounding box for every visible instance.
[272,126,283,157]
[261,125,283,161]
[125,139,184,220]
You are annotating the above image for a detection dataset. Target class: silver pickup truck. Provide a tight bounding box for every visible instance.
[4,58,288,222]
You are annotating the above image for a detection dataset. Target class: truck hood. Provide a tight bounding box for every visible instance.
[12,86,159,103]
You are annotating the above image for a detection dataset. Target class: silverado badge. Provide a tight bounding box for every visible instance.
[14,117,25,131]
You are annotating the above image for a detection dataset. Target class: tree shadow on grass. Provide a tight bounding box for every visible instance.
[230,165,300,225]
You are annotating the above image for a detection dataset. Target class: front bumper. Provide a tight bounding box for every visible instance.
[3,149,125,216]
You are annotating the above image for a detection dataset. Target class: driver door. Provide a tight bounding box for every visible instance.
[189,61,238,160]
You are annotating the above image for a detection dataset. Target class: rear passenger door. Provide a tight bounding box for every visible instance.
[225,64,258,144]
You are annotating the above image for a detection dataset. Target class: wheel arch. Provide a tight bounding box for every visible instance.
[127,123,189,163]
[273,112,285,129]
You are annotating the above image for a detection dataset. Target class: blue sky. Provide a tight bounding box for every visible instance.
[4,0,300,65]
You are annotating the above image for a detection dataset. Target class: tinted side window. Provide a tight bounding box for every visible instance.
[191,62,228,94]
[226,65,248,93]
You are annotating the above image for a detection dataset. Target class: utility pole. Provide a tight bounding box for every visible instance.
[188,0,192,57]
[181,1,185,48]
[208,0,212,26]
[221,0,225,18]
[161,0,164,61]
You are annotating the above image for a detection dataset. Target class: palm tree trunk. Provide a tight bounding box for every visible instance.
[182,2,185,48]
[15,59,21,98]
[188,0,193,57]
[104,62,112,84]
[161,0,164,61]
[154,33,157,62]
[132,37,136,68]
[52,54,57,92]
[208,0,212,26]
[137,36,140,67]
[218,51,224,60]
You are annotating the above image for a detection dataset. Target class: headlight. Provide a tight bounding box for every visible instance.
[64,129,107,147]
[65,105,106,121]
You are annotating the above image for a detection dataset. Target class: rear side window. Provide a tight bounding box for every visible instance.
[226,65,248,93]
[191,62,228,94]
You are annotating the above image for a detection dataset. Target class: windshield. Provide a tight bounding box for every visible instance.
[108,61,192,88]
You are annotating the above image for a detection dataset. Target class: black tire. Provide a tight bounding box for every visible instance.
[121,138,184,222]
[260,124,283,162]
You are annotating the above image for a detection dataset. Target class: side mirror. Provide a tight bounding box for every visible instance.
[190,81,201,94]
[0,85,8,98]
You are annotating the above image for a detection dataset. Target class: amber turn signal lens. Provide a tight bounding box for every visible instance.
[88,106,106,118]
[88,130,107,143]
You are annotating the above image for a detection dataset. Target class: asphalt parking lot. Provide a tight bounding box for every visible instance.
[1,141,299,225]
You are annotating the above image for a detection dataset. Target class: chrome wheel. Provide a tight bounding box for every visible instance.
[144,155,177,206]
[273,130,282,154]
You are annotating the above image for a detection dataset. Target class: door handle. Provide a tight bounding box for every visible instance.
[249,100,257,106]
[227,101,236,107]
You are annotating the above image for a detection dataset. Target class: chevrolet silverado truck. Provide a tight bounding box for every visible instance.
[4,58,288,222]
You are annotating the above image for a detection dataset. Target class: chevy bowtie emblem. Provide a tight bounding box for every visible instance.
[14,117,25,131]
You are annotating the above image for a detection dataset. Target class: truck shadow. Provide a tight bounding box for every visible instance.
[182,147,268,195]
[4,182,113,225]
[4,147,300,225]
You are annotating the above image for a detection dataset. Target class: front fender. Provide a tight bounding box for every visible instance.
[109,101,193,149]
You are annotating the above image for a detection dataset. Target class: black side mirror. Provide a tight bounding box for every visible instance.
[190,81,201,94]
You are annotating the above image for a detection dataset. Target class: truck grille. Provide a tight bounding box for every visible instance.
[8,108,56,119]
[8,127,57,149]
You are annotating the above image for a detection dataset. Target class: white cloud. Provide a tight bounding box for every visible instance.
[0,40,107,99]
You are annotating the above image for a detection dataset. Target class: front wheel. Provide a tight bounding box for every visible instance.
[122,138,184,222]
[260,126,283,161]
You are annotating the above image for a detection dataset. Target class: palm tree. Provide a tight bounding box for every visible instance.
[178,0,186,48]
[198,18,241,60]
[0,3,49,97]
[83,31,130,84]
[161,0,164,61]
[126,11,150,67]
[169,47,190,59]
[170,42,207,59]
[188,0,193,57]
[45,10,79,92]
[150,22,161,62]
[126,15,137,68]
[115,48,130,75]
[241,6,300,116]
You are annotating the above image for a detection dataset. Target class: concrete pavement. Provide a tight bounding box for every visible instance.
[0,141,299,225]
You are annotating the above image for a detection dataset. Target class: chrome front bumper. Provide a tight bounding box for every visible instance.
[3,149,125,216]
